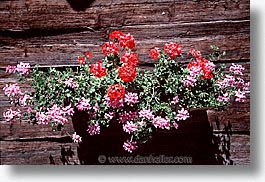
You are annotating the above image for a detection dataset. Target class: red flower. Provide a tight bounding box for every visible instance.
[90,60,107,78]
[189,48,202,59]
[120,51,139,66]
[118,33,136,50]
[164,42,181,59]
[188,57,214,79]
[78,57,85,64]
[85,52,92,59]
[102,42,119,56]
[150,47,161,60]
[118,64,137,82]
[107,84,125,101]
[110,30,124,39]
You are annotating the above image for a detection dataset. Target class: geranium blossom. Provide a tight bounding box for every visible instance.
[164,42,181,59]
[123,121,138,134]
[104,112,115,120]
[72,132,82,143]
[6,65,17,74]
[3,84,22,98]
[171,95,179,104]
[152,116,171,130]
[123,140,138,153]
[139,108,154,120]
[182,75,197,87]
[119,111,137,124]
[120,51,139,66]
[90,60,107,78]
[3,108,21,122]
[125,92,139,106]
[229,63,244,75]
[118,64,137,82]
[47,105,68,124]
[189,48,202,58]
[150,47,161,60]
[87,123,100,135]
[118,33,136,50]
[104,95,124,108]
[16,62,30,76]
[235,90,246,102]
[217,93,230,102]
[107,84,125,101]
[77,57,85,64]
[102,41,119,56]
[64,78,79,88]
[175,108,190,121]
[76,97,91,111]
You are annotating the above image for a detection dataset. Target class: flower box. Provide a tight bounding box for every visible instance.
[3,31,249,165]
[73,109,214,164]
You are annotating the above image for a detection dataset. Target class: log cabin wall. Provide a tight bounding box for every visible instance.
[0,0,250,165]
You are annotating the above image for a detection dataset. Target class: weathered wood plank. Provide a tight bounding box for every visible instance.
[0,0,249,30]
[0,32,249,67]
[0,134,249,165]
[0,120,74,140]
[229,134,250,165]
[0,20,250,67]
[0,140,79,165]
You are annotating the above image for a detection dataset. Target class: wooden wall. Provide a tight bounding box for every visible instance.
[0,0,250,165]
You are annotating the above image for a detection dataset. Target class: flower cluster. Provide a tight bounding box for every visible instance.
[90,60,107,78]
[3,30,250,154]
[118,64,137,82]
[6,62,30,76]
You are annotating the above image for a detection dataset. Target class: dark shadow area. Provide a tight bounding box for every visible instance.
[66,0,96,11]
[71,109,234,165]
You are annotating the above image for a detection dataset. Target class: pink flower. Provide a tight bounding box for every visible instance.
[123,140,138,153]
[171,95,179,104]
[104,112,115,120]
[119,111,137,124]
[235,90,246,102]
[173,122,179,129]
[217,93,230,102]
[182,75,197,87]
[47,105,68,124]
[3,84,22,98]
[16,62,30,76]
[76,97,91,111]
[87,123,100,135]
[62,105,74,116]
[93,104,100,112]
[175,108,190,121]
[216,75,236,89]
[104,95,124,108]
[189,66,201,77]
[64,78,79,88]
[125,92,139,106]
[72,132,82,143]
[152,116,171,130]
[229,63,244,75]
[123,121,138,134]
[27,107,33,114]
[6,65,16,74]
[139,108,154,120]
[19,94,31,106]
[244,82,250,91]
[3,108,21,122]
[36,112,50,125]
